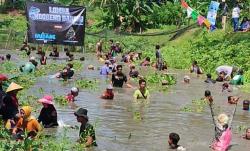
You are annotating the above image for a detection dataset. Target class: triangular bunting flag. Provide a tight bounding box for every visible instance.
[187,7,193,18]
[191,11,198,20]
[181,0,189,8]
[204,19,211,28]
[197,16,205,25]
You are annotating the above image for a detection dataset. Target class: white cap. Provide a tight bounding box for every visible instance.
[71,87,79,93]
[107,85,113,90]
[184,75,190,80]
[30,56,36,60]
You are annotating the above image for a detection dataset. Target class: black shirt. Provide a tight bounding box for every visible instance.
[112,73,127,87]
[205,78,216,84]
[38,105,58,128]
[220,2,228,16]
[1,94,18,120]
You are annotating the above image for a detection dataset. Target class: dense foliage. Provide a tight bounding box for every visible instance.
[1,0,249,32]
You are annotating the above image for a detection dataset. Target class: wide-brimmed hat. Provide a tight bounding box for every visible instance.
[74,108,88,120]
[38,95,54,105]
[217,113,229,125]
[0,74,8,81]
[6,82,23,93]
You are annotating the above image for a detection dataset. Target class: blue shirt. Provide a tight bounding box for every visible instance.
[100,65,110,75]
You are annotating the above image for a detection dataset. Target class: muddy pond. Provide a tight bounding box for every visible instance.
[0,49,249,151]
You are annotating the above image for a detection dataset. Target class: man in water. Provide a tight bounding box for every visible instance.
[133,79,149,100]
[100,60,110,75]
[74,108,97,147]
[111,65,132,88]
[216,65,238,80]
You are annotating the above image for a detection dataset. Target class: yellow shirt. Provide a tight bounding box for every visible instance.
[133,89,150,99]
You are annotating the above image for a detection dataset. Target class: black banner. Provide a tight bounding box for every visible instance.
[26,1,86,46]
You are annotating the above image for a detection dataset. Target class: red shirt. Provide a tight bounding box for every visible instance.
[102,91,114,100]
[65,93,75,102]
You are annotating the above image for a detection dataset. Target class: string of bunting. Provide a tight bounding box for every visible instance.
[181,0,211,29]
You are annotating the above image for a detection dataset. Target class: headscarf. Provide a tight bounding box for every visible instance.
[21,106,35,121]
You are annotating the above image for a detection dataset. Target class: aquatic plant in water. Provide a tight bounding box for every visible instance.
[180,99,208,113]
[75,78,98,90]
[53,95,68,106]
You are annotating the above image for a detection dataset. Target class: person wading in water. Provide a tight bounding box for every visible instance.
[133,79,150,100]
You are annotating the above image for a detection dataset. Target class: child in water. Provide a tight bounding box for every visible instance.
[168,133,186,150]
[190,60,203,76]
[203,90,213,102]
[66,87,79,102]
[222,83,232,92]
[183,76,190,84]
[101,85,114,100]
[243,128,250,140]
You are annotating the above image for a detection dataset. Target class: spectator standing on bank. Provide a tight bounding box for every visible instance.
[220,0,228,30]
[232,3,240,32]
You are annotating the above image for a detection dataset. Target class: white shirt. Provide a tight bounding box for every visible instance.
[216,65,233,78]
[232,7,240,18]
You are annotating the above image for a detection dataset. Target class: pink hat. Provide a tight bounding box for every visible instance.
[38,95,53,105]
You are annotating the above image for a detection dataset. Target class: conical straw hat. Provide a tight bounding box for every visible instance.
[6,82,23,93]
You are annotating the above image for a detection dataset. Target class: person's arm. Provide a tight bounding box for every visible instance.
[240,76,244,85]
[111,74,115,84]
[190,66,193,73]
[101,92,107,99]
[225,69,231,79]
[33,120,42,132]
[84,125,95,146]
[208,100,219,128]
[51,111,58,125]
[124,75,133,88]
[12,119,21,135]
[85,136,94,147]
[228,101,238,128]
[38,112,42,123]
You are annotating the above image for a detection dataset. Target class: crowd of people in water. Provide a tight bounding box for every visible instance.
[0,38,250,150]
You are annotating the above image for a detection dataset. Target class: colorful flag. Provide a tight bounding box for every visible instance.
[207,1,220,26]
[181,0,189,8]
[197,16,205,25]
[191,11,198,20]
[187,7,193,18]
[204,19,211,28]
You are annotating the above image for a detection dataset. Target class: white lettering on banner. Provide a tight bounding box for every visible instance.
[32,13,61,22]
[49,7,70,15]
[61,15,84,24]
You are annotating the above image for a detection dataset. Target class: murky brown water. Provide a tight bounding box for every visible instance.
[1,50,250,151]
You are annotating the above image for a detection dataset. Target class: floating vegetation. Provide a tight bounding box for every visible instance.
[144,72,176,92]
[75,78,98,90]
[180,99,208,113]
[0,124,86,151]
[0,61,19,75]
[133,111,143,121]
[71,60,83,71]
[236,125,248,133]
[54,95,68,106]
